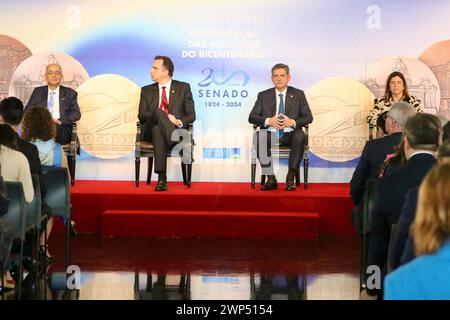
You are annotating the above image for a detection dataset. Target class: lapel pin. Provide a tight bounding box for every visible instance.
[290,95,293,98]
[172,89,175,94]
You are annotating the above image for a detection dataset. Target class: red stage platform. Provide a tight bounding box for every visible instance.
[68,181,355,239]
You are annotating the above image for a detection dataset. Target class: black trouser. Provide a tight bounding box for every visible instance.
[255,129,306,175]
[143,109,178,174]
[56,124,73,145]
[0,217,15,271]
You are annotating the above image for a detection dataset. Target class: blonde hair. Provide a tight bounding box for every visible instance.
[413,163,450,255]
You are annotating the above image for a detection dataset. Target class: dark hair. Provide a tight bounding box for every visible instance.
[0,96,24,126]
[438,141,450,159]
[443,121,450,143]
[384,71,410,101]
[22,107,56,142]
[271,63,290,76]
[0,124,19,150]
[154,55,174,77]
[404,113,441,151]
[376,111,388,135]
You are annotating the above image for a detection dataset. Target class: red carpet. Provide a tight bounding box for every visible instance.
[66,181,355,239]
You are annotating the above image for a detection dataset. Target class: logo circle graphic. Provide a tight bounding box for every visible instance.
[8,52,89,105]
[306,77,374,162]
[76,74,140,159]
[419,40,450,120]
[0,34,32,100]
[360,56,440,114]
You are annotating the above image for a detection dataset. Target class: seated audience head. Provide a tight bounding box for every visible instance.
[384,101,415,134]
[376,111,388,138]
[22,107,56,142]
[414,163,450,256]
[437,141,450,164]
[442,121,450,143]
[0,124,19,149]
[403,113,441,159]
[0,96,24,128]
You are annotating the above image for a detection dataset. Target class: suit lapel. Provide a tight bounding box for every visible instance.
[168,80,177,113]
[59,86,65,113]
[269,89,276,116]
[42,86,49,107]
[285,87,293,115]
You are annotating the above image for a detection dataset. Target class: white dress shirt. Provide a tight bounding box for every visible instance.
[264,88,295,132]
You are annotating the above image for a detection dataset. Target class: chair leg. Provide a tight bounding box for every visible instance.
[304,158,309,189]
[66,211,72,281]
[147,158,153,185]
[187,164,192,188]
[261,175,266,186]
[135,157,140,187]
[181,163,187,186]
[17,240,24,300]
[0,233,4,300]
[67,155,76,186]
[295,170,301,187]
[251,164,256,189]
[35,228,40,299]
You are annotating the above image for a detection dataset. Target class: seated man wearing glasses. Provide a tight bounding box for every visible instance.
[25,63,81,145]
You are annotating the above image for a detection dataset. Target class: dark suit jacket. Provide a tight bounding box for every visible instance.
[25,85,81,125]
[248,86,313,130]
[400,230,416,266]
[138,80,196,127]
[350,132,402,206]
[391,187,418,270]
[367,154,436,276]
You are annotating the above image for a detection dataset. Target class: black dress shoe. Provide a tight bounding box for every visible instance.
[285,180,296,191]
[261,181,278,191]
[155,179,168,192]
[70,220,78,237]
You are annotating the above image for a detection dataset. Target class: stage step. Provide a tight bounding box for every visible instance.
[101,210,319,240]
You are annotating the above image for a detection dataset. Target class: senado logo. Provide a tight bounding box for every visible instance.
[198,67,249,98]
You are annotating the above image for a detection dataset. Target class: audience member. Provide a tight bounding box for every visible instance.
[384,163,450,299]
[350,102,415,235]
[362,113,440,299]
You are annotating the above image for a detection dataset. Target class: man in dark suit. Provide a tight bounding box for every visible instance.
[25,63,81,145]
[362,113,440,299]
[248,63,313,191]
[350,101,415,234]
[394,141,450,269]
[138,56,196,191]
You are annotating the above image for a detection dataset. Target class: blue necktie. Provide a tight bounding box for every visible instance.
[48,91,55,115]
[277,93,285,139]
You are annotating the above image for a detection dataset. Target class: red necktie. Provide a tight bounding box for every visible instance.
[160,86,169,114]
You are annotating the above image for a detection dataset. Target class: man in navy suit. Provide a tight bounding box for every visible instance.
[350,101,415,234]
[395,141,450,269]
[138,56,196,191]
[25,63,81,145]
[362,113,440,299]
[248,63,313,191]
